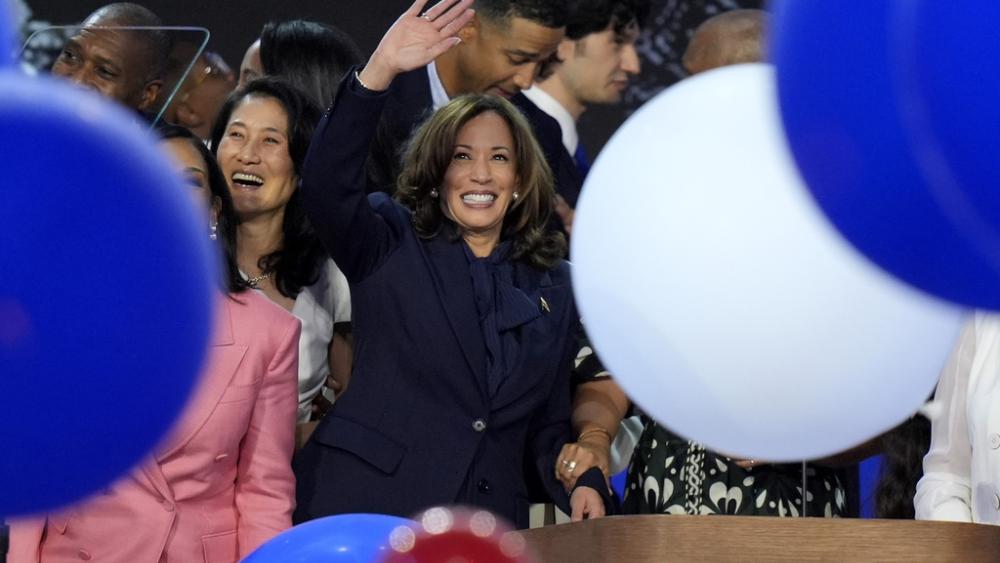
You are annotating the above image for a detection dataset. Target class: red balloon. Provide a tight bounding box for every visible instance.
[381,507,536,563]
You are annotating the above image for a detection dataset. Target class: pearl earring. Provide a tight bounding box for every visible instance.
[209,221,218,240]
[430,188,439,198]
[513,191,520,200]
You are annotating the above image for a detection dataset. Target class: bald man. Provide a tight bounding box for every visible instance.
[682,9,768,75]
[50,2,171,112]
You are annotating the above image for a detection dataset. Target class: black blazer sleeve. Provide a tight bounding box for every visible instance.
[525,269,616,516]
[300,70,407,283]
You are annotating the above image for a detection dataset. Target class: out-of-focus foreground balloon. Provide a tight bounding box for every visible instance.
[0,71,216,515]
[772,1,1000,309]
[571,63,964,461]
[243,513,414,563]
[382,507,535,563]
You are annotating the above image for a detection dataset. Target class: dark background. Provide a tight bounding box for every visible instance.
[21,0,764,155]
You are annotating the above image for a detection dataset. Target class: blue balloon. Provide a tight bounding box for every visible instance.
[772,1,1000,308]
[0,0,15,67]
[0,72,216,515]
[244,514,414,563]
[896,1,1000,265]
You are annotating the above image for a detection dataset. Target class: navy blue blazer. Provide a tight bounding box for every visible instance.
[293,74,607,528]
[363,66,582,209]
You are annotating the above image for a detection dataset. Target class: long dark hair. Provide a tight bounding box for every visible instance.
[260,19,362,109]
[209,77,326,298]
[156,123,248,294]
[395,94,566,270]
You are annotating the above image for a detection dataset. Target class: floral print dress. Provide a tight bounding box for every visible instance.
[622,418,848,517]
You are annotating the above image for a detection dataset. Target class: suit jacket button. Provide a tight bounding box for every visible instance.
[77,549,92,560]
[161,499,175,512]
[990,433,1000,449]
[472,419,487,432]
[477,479,491,493]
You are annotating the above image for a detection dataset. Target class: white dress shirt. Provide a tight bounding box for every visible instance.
[522,85,579,156]
[916,312,1000,523]
[427,61,450,110]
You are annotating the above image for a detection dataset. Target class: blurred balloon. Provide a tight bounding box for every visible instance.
[243,513,413,563]
[383,507,534,563]
[0,0,14,67]
[0,72,215,515]
[895,1,1000,278]
[571,63,964,461]
[772,1,1000,309]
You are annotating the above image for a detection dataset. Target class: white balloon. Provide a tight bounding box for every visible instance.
[571,63,965,461]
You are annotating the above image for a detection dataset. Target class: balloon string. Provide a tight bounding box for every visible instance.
[801,461,808,518]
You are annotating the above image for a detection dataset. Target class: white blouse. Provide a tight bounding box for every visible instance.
[916,312,1000,524]
[247,258,351,423]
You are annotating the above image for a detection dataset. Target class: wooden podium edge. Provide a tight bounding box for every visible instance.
[516,515,1000,562]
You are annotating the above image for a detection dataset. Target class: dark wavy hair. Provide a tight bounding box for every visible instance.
[260,19,363,110]
[155,123,248,294]
[209,77,326,298]
[564,0,650,39]
[395,94,566,270]
[538,0,650,79]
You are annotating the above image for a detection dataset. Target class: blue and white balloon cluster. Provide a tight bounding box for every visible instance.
[571,2,993,460]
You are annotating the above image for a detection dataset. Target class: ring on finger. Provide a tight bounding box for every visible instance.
[420,13,432,21]
[567,460,578,473]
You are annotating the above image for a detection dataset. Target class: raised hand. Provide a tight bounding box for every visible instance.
[360,0,475,91]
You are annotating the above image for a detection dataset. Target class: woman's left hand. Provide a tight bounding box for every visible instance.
[569,487,606,521]
[555,439,611,491]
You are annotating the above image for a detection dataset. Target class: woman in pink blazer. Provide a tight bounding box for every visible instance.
[10,125,300,563]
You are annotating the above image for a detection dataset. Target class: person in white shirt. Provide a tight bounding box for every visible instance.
[916,313,1000,523]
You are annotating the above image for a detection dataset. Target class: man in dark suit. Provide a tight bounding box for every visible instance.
[522,0,649,236]
[365,0,580,217]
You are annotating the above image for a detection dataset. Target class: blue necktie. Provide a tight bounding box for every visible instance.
[573,143,591,179]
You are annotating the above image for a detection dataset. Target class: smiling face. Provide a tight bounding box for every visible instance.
[448,16,564,97]
[214,95,297,220]
[441,111,519,243]
[51,26,161,110]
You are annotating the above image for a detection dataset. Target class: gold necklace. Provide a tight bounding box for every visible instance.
[246,271,274,288]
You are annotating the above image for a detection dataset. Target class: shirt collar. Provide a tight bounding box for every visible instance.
[427,60,450,110]
[522,86,578,155]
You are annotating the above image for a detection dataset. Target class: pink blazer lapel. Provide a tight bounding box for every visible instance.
[132,458,173,501]
[155,296,247,461]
